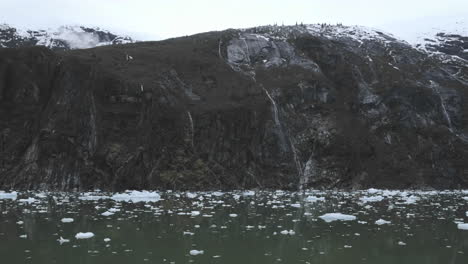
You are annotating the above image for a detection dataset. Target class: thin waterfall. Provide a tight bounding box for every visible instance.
[241,38,252,64]
[218,39,223,59]
[187,111,194,148]
[262,86,306,188]
[430,81,453,130]
[262,86,288,151]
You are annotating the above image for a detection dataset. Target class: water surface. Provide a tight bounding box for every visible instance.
[1,189,468,264]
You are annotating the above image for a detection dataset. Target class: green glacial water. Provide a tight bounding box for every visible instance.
[1,189,468,264]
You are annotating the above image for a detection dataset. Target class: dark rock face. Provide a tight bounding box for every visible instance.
[424,33,468,60]
[1,24,468,191]
[0,24,133,50]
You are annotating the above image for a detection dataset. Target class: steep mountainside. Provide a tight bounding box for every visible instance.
[0,24,133,50]
[1,24,468,191]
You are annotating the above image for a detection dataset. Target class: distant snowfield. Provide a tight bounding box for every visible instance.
[380,15,468,47]
[1,17,467,54]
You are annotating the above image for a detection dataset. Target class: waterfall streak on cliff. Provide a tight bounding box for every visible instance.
[187,111,194,148]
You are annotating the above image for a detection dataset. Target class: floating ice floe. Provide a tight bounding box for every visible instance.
[229,214,238,218]
[18,197,36,204]
[400,195,420,204]
[290,203,301,208]
[243,191,255,196]
[319,213,357,223]
[104,238,111,242]
[111,191,161,203]
[280,230,295,235]
[61,218,74,223]
[189,249,204,256]
[75,232,95,239]
[375,219,391,225]
[101,211,114,216]
[16,221,23,225]
[360,195,384,203]
[457,223,468,230]
[0,191,18,200]
[191,211,200,216]
[305,196,325,202]
[398,241,407,246]
[58,237,70,244]
[186,192,197,199]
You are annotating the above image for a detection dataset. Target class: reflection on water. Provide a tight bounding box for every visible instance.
[1,189,468,264]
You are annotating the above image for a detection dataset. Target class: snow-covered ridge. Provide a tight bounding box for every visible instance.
[246,24,398,43]
[0,23,134,50]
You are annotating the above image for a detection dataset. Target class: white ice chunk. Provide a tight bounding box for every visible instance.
[243,191,255,196]
[360,195,384,203]
[305,196,325,202]
[18,197,36,203]
[61,218,74,223]
[75,232,95,239]
[375,219,391,225]
[457,223,468,230]
[280,230,295,235]
[58,237,70,244]
[0,191,18,200]
[189,249,204,256]
[187,192,197,199]
[191,211,200,216]
[319,213,357,223]
[101,211,114,216]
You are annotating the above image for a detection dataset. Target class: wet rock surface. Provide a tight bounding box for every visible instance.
[1,24,468,191]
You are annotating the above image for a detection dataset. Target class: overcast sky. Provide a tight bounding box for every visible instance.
[1,0,467,41]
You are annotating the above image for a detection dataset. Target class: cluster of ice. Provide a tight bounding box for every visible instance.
[111,191,161,203]
[305,196,325,202]
[360,195,385,203]
[280,230,296,235]
[319,213,357,223]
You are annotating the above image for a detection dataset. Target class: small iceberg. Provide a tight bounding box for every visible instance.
[111,191,161,203]
[457,223,468,230]
[360,195,384,203]
[189,249,204,256]
[75,232,95,239]
[58,237,70,244]
[101,211,114,216]
[280,230,295,235]
[375,219,391,225]
[0,191,18,200]
[305,196,325,202]
[61,218,74,223]
[319,213,357,223]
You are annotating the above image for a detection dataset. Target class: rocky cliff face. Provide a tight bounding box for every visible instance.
[1,24,468,191]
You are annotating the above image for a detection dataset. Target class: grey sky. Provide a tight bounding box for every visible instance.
[1,0,467,41]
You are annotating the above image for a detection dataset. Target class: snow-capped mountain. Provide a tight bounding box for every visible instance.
[386,17,468,59]
[0,24,133,50]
